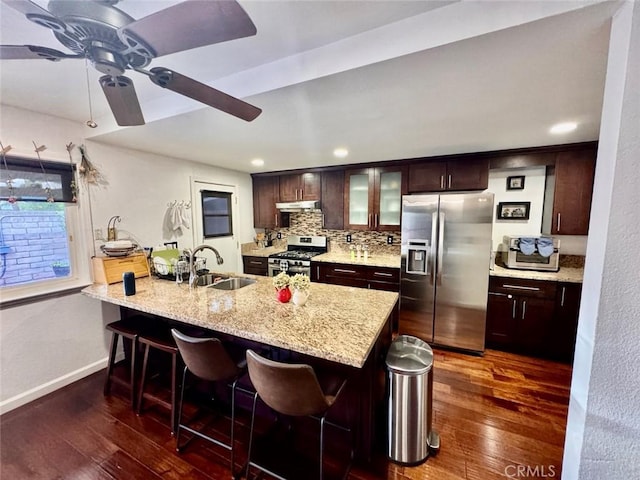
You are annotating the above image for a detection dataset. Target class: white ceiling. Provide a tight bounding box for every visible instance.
[0,0,618,173]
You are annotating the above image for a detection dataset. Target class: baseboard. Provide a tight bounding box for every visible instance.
[0,357,109,415]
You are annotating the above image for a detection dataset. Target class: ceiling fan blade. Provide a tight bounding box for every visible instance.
[118,0,256,58]
[3,0,68,33]
[99,75,145,126]
[149,67,261,122]
[3,0,53,17]
[0,44,81,61]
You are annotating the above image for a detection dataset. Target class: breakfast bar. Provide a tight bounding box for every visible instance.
[82,274,399,462]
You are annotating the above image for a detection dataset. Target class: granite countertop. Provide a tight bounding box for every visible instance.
[82,275,398,368]
[242,246,287,258]
[312,252,401,269]
[490,264,584,283]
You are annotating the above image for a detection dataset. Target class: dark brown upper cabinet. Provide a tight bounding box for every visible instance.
[344,166,406,231]
[408,157,489,193]
[321,170,344,230]
[252,176,289,229]
[278,172,321,202]
[547,147,596,235]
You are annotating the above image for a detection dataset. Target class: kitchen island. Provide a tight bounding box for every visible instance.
[82,274,398,462]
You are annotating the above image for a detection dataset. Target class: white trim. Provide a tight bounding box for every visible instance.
[0,357,108,415]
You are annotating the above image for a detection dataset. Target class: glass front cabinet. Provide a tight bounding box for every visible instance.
[344,166,406,231]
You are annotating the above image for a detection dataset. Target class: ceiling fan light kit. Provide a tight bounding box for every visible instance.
[1,0,262,126]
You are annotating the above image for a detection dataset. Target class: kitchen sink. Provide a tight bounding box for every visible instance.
[195,274,228,287]
[209,277,256,290]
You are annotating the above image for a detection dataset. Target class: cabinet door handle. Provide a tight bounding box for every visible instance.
[448,174,452,189]
[557,213,561,232]
[561,286,566,307]
[440,175,445,190]
[373,272,393,277]
[274,213,278,227]
[322,213,325,229]
[521,300,527,319]
[368,213,372,229]
[502,284,540,291]
[512,299,517,319]
[335,268,356,274]
[375,214,378,228]
[317,266,320,278]
[300,188,303,199]
[249,261,263,265]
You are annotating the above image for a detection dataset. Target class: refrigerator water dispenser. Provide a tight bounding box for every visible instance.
[406,240,429,275]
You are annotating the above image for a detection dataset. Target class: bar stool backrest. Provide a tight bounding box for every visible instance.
[246,349,331,417]
[171,329,240,382]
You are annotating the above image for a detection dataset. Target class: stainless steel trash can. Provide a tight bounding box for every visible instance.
[386,335,440,464]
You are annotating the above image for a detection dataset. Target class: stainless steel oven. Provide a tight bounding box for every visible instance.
[268,260,310,277]
[267,235,327,277]
[503,235,560,271]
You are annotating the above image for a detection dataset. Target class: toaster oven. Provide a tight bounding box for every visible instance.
[503,236,560,272]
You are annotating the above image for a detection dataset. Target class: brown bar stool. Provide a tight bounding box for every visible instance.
[245,349,354,480]
[104,316,150,410]
[171,329,251,479]
[136,327,180,434]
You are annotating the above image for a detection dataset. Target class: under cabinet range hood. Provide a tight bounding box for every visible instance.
[275,200,317,212]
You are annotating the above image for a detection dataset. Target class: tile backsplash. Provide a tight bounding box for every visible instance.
[271,211,401,255]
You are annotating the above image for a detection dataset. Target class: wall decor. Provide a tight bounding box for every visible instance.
[506,175,525,190]
[497,201,531,220]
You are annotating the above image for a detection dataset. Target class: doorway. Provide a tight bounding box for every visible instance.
[190,179,240,274]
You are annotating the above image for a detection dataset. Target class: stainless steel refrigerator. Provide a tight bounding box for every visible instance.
[399,192,494,353]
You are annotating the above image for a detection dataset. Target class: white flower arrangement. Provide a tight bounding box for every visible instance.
[289,273,311,292]
[272,272,291,290]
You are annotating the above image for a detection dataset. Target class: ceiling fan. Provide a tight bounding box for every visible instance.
[0,0,262,125]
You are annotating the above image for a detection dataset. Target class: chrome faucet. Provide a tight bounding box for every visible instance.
[183,244,224,288]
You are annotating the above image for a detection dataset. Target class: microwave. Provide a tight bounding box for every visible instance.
[502,236,560,272]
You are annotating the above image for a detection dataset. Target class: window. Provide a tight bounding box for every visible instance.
[201,190,233,238]
[1,156,77,290]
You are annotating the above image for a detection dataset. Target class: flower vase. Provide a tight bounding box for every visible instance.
[292,289,309,306]
[276,286,291,303]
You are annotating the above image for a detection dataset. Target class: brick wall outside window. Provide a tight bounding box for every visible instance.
[0,209,70,287]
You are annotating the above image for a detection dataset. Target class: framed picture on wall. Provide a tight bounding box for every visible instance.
[497,201,531,220]
[506,175,525,190]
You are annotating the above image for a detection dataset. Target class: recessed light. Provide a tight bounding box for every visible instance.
[333,148,349,158]
[251,158,264,167]
[550,122,577,134]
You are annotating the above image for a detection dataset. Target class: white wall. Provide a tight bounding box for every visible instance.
[83,140,255,272]
[488,166,589,255]
[488,166,547,251]
[0,106,254,413]
[563,1,640,478]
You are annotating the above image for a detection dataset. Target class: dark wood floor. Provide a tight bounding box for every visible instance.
[0,348,572,480]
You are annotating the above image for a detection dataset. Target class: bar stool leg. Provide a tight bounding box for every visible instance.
[136,343,151,416]
[170,351,178,435]
[103,332,118,396]
[245,391,260,480]
[128,337,138,410]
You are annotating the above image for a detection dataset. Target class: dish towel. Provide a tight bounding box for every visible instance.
[537,237,555,257]
[163,204,183,238]
[519,237,536,255]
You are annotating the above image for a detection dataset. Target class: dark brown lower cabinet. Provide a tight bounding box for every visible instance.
[242,256,269,276]
[550,282,582,362]
[313,262,399,292]
[486,276,580,361]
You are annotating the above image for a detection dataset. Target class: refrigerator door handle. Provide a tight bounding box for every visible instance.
[437,212,445,285]
[430,212,438,285]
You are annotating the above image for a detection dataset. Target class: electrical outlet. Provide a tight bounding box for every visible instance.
[277,232,282,240]
[94,228,104,240]
[346,234,352,243]
[387,235,394,245]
